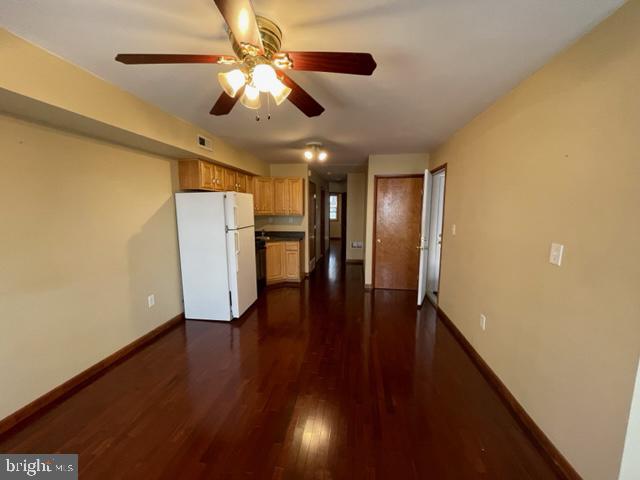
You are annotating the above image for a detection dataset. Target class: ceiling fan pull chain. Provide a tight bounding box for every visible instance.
[267,92,272,120]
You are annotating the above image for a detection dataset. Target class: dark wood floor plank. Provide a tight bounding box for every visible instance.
[0,241,559,479]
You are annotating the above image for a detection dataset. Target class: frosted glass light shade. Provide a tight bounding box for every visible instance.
[218,69,246,98]
[241,84,261,109]
[269,78,292,105]
[253,64,278,92]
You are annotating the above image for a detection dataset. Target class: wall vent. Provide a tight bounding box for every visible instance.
[197,135,213,151]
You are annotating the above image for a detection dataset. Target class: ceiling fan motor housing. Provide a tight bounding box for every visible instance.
[229,16,283,60]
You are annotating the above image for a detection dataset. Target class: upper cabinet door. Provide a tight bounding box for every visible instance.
[254,177,274,215]
[213,165,225,191]
[273,178,289,215]
[223,168,236,191]
[200,162,215,190]
[246,176,254,195]
[236,173,248,193]
[287,178,304,216]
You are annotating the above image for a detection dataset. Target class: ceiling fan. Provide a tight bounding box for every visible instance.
[115,0,377,118]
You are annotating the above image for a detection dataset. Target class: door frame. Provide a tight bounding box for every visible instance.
[320,189,326,258]
[340,192,347,254]
[427,163,447,306]
[308,181,317,270]
[372,174,424,290]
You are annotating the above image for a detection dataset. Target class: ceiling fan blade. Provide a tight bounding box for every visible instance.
[115,54,230,64]
[278,72,325,118]
[280,52,377,76]
[210,87,244,116]
[212,0,263,53]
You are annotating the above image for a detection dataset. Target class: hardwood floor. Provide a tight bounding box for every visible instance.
[0,241,559,479]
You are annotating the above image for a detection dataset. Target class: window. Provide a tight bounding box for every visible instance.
[329,194,338,221]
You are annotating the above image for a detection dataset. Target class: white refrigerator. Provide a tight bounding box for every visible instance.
[175,192,257,321]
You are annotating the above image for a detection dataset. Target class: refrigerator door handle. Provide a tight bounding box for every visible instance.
[235,231,240,273]
[233,205,238,228]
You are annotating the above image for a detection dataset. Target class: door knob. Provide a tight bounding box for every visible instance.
[376,239,381,243]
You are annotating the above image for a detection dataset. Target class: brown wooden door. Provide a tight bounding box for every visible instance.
[373,176,423,290]
[308,181,316,266]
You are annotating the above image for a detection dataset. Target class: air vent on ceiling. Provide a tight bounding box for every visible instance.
[197,135,213,152]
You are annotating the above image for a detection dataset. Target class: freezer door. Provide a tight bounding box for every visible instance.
[226,226,258,318]
[225,192,255,229]
[175,192,232,321]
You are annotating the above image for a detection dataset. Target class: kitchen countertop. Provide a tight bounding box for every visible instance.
[255,231,305,242]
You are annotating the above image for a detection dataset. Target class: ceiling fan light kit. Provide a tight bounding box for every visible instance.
[115,0,377,118]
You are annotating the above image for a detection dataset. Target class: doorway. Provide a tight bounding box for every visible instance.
[329,193,342,240]
[425,167,446,305]
[308,181,317,270]
[373,175,423,290]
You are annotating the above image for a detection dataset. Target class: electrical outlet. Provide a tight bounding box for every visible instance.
[549,243,564,266]
[147,294,155,308]
[480,314,487,331]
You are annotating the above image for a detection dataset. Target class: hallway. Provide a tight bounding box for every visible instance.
[0,242,559,479]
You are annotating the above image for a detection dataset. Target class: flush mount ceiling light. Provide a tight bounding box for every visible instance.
[115,1,377,119]
[303,142,328,162]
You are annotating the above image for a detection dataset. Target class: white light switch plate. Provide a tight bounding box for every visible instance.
[147,294,155,308]
[549,243,564,266]
[452,224,457,236]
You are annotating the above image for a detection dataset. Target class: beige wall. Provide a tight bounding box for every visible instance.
[0,114,183,421]
[346,173,366,262]
[329,182,347,193]
[429,2,640,478]
[364,154,429,284]
[0,29,268,176]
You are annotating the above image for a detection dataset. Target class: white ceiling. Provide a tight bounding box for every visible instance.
[0,0,624,178]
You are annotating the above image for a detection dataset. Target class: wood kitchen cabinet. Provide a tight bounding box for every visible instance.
[266,242,285,284]
[287,178,304,216]
[254,177,274,215]
[179,159,217,191]
[253,177,305,216]
[236,173,248,193]
[178,160,252,193]
[223,168,236,191]
[273,178,288,215]
[266,240,303,285]
[212,165,225,191]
